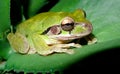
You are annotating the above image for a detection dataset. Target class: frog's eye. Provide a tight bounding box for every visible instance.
[61,17,74,33]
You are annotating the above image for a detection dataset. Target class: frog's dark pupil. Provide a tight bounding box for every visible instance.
[61,22,74,31]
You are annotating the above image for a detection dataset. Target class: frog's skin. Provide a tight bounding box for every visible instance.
[7,9,94,56]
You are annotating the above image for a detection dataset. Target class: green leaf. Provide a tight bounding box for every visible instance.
[0,0,10,40]
[0,0,11,60]
[5,38,120,73]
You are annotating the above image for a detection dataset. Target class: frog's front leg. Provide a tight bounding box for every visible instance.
[51,43,80,54]
[7,33,30,54]
[84,34,97,45]
[31,34,74,55]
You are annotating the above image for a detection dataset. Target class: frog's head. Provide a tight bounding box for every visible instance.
[42,9,93,41]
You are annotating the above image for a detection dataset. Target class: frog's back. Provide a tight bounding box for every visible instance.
[16,11,70,35]
[16,9,86,35]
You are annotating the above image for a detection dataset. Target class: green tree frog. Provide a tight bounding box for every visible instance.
[7,9,96,56]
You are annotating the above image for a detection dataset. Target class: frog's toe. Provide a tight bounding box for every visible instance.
[49,43,82,54]
[84,34,97,45]
[88,37,97,45]
[50,45,75,54]
[55,43,81,48]
[53,48,74,54]
[37,46,74,56]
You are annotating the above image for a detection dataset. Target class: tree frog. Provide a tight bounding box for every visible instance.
[7,9,96,56]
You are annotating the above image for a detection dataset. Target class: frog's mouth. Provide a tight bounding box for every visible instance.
[42,22,92,41]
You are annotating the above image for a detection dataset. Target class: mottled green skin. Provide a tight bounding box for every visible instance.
[16,9,86,35]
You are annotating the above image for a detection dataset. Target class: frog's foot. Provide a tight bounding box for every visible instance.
[49,43,81,54]
[50,47,74,54]
[27,47,36,54]
[36,47,73,56]
[7,33,30,54]
[88,37,97,45]
[85,34,97,45]
[54,43,81,49]
[37,43,81,56]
